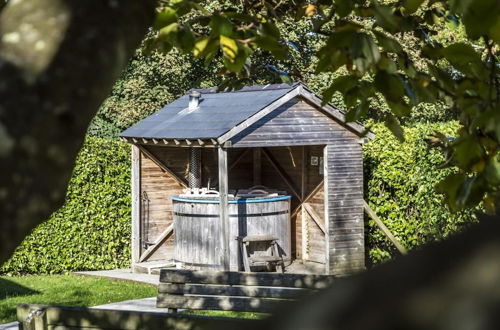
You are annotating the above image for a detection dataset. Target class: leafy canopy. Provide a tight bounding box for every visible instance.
[151,0,499,211]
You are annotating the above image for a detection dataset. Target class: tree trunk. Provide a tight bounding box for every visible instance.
[0,0,155,263]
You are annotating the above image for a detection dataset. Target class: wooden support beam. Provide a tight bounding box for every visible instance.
[253,148,262,186]
[301,205,308,261]
[218,147,230,270]
[323,146,330,275]
[229,149,250,171]
[139,224,174,262]
[303,203,326,235]
[291,181,325,220]
[137,145,188,188]
[364,201,408,255]
[131,145,141,265]
[262,148,301,201]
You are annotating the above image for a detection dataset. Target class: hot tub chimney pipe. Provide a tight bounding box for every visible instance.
[189,90,201,110]
[188,147,201,189]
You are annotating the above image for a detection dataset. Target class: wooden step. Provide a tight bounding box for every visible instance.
[249,256,282,263]
[240,235,279,243]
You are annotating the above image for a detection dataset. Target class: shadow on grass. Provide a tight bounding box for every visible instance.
[0,278,39,301]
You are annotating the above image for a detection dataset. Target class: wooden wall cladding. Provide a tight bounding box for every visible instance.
[230,98,358,147]
[325,142,365,275]
[139,147,187,261]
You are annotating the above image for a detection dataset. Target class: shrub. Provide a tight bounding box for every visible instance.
[364,122,477,264]
[1,137,131,275]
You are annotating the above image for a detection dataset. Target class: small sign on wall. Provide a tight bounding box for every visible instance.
[311,156,324,175]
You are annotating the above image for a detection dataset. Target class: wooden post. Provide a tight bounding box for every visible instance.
[131,145,141,266]
[218,147,230,270]
[323,145,330,275]
[300,146,307,261]
[363,201,408,255]
[253,148,261,186]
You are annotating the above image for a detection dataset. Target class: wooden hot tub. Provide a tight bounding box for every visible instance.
[172,190,291,270]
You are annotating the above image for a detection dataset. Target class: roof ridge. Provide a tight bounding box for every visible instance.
[187,82,301,94]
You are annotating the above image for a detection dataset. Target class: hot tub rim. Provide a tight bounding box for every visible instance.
[171,195,292,204]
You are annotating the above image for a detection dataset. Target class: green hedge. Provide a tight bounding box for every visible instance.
[1,123,478,274]
[0,137,132,275]
[364,122,477,264]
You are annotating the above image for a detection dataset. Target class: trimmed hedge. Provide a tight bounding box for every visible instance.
[364,122,477,264]
[1,123,478,274]
[0,137,132,275]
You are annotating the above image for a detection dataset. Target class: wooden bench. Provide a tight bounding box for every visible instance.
[17,303,252,330]
[157,269,334,314]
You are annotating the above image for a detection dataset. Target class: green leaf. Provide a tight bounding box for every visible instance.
[220,35,238,60]
[441,42,482,67]
[322,75,358,104]
[336,0,355,17]
[154,7,179,30]
[260,22,281,39]
[404,0,425,15]
[374,31,403,53]
[374,71,405,103]
[345,100,369,122]
[384,114,405,142]
[373,5,400,33]
[254,36,288,60]
[210,15,234,37]
[484,156,500,186]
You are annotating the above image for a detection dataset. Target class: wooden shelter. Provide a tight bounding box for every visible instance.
[120,82,373,276]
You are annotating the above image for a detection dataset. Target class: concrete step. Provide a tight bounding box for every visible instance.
[132,260,176,275]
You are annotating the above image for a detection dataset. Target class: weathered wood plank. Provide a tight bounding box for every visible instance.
[159,283,311,299]
[253,148,262,185]
[17,304,251,330]
[325,141,365,276]
[157,294,289,313]
[139,145,188,187]
[159,270,334,289]
[218,147,230,270]
[131,145,141,265]
[139,224,174,262]
[303,203,326,235]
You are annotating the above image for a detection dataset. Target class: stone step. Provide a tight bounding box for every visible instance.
[133,260,176,275]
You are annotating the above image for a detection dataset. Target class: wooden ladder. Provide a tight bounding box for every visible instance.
[238,235,284,272]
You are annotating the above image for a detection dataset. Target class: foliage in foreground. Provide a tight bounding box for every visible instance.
[364,122,477,263]
[0,137,132,275]
[152,0,499,212]
[0,274,156,323]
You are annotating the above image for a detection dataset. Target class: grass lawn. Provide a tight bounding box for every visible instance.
[0,274,157,324]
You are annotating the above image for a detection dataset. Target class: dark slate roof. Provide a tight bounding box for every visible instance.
[120,83,299,140]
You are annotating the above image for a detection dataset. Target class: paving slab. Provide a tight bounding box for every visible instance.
[0,322,18,330]
[73,269,159,286]
[92,297,170,313]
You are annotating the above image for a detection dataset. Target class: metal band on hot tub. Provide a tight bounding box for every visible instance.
[171,195,292,203]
